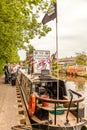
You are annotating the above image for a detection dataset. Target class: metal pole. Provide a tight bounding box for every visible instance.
[56,0,58,59]
[56,0,59,100]
[54,103,56,125]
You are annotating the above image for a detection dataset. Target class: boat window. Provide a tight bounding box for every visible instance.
[32,84,35,92]
[42,83,46,86]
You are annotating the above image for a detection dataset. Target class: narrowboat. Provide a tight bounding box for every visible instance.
[16,68,87,130]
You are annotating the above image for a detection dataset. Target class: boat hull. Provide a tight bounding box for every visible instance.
[17,70,87,130]
[31,116,87,130]
[32,123,87,130]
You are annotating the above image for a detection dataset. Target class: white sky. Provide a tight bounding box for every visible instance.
[18,0,87,60]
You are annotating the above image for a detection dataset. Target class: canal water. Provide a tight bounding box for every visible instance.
[59,74,87,118]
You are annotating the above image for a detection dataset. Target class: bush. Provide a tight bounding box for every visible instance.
[0,59,5,75]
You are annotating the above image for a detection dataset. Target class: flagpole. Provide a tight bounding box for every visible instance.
[56,0,59,100]
[56,1,58,58]
[42,1,59,99]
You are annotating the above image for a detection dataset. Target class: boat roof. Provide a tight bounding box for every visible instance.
[28,74,58,83]
[19,69,60,84]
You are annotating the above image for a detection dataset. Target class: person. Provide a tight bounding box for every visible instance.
[3,62,9,84]
[10,63,17,86]
[7,63,12,82]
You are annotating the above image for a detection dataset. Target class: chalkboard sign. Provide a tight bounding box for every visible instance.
[41,69,50,75]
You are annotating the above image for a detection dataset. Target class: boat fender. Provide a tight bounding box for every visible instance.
[41,94,49,107]
[28,93,36,116]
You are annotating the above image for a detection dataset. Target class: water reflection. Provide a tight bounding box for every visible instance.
[59,74,87,117]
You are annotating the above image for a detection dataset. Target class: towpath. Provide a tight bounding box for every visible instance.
[0,75,18,130]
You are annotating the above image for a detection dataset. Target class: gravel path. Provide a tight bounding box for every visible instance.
[0,75,18,130]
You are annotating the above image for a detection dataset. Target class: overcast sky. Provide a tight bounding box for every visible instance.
[19,0,87,60]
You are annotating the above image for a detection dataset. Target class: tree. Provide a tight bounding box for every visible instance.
[26,44,35,60]
[0,0,55,60]
[51,53,57,71]
[0,0,55,74]
[27,44,35,54]
[76,52,87,65]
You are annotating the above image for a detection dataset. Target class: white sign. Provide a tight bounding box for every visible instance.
[33,50,51,73]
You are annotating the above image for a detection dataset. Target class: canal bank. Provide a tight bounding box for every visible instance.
[0,75,18,130]
[0,75,32,130]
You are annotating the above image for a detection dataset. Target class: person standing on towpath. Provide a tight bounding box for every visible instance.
[3,62,10,84]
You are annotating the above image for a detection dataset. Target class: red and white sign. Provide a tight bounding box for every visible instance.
[33,50,51,73]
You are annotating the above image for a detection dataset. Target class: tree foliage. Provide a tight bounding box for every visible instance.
[0,0,55,74]
[76,52,87,65]
[27,44,35,54]
[24,44,35,67]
